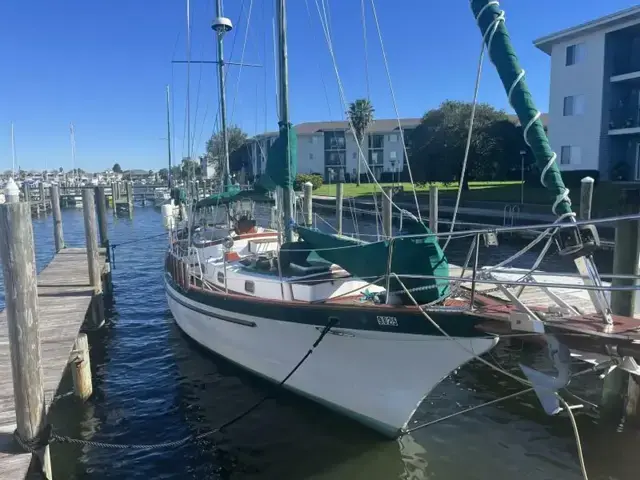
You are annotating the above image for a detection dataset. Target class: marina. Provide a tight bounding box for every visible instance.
[0,200,639,479]
[3,0,640,479]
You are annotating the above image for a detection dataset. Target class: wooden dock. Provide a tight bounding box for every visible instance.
[0,188,111,479]
[0,248,106,479]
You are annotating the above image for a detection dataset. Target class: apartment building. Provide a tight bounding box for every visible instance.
[246,118,420,182]
[535,6,640,181]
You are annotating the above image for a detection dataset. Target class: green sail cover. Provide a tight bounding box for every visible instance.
[471,0,572,217]
[195,184,275,209]
[296,222,450,304]
[258,122,297,192]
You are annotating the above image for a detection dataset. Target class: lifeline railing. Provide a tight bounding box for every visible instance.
[169,211,640,320]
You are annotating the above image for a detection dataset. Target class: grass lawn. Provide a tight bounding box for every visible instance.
[312,181,631,217]
[313,181,521,198]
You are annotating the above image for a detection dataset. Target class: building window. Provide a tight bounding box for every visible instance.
[309,153,314,160]
[389,151,397,160]
[388,134,398,142]
[324,131,346,150]
[352,152,357,159]
[368,134,384,149]
[244,280,255,294]
[566,43,585,66]
[217,272,225,283]
[563,95,584,116]
[560,146,581,165]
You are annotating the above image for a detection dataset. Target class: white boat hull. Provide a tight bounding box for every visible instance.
[165,278,498,437]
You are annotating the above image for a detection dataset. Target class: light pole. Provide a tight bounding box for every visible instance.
[519,149,526,205]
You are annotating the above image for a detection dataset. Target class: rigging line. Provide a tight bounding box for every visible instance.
[186,0,192,159]
[229,0,254,126]
[361,0,370,100]
[368,0,422,222]
[262,0,268,133]
[311,0,394,239]
[192,26,222,157]
[170,31,183,177]
[272,16,280,121]
[204,0,246,153]
[404,387,534,434]
[303,0,333,118]
[440,12,499,252]
[311,0,383,234]
[189,36,208,155]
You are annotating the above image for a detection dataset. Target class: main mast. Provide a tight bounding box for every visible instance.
[166,85,173,188]
[276,0,294,243]
[212,1,233,188]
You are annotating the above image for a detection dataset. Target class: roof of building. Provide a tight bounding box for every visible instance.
[249,114,547,141]
[534,5,640,54]
[294,118,422,135]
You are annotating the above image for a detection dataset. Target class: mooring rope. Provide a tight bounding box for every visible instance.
[109,232,169,269]
[17,317,337,453]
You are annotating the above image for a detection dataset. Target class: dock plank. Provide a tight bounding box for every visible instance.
[0,248,105,479]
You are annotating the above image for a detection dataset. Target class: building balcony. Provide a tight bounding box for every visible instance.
[608,107,640,134]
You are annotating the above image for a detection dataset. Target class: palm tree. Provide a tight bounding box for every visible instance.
[346,99,374,186]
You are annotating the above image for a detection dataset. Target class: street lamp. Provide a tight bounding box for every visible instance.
[519,149,527,205]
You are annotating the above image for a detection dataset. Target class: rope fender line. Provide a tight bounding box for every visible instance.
[29,318,337,451]
[109,232,169,269]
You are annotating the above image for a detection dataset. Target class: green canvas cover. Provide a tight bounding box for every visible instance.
[296,222,450,304]
[195,185,274,210]
[257,121,297,192]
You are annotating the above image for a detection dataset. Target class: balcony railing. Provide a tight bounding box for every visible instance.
[609,107,640,130]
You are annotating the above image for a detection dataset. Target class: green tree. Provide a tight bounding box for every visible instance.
[171,166,182,182]
[112,163,122,173]
[411,100,522,189]
[180,157,201,180]
[346,98,374,186]
[158,168,169,181]
[206,125,249,178]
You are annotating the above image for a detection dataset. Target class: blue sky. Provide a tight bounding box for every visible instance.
[1,0,638,172]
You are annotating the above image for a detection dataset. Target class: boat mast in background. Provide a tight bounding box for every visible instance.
[166,84,173,188]
[10,123,16,177]
[276,0,294,243]
[212,0,233,188]
[70,122,76,183]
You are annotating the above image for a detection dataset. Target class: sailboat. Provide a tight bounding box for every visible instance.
[167,0,279,263]
[165,0,640,437]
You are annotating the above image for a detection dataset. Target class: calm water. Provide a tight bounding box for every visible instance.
[1,206,639,479]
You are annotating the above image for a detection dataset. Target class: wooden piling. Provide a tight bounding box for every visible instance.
[303,181,313,226]
[0,201,51,479]
[382,187,393,239]
[70,333,92,401]
[50,185,64,252]
[125,182,133,211]
[336,182,344,235]
[39,182,46,214]
[610,190,639,318]
[82,189,105,328]
[579,176,594,220]
[22,182,31,205]
[95,187,108,247]
[429,185,438,233]
[606,188,640,419]
[82,189,101,290]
